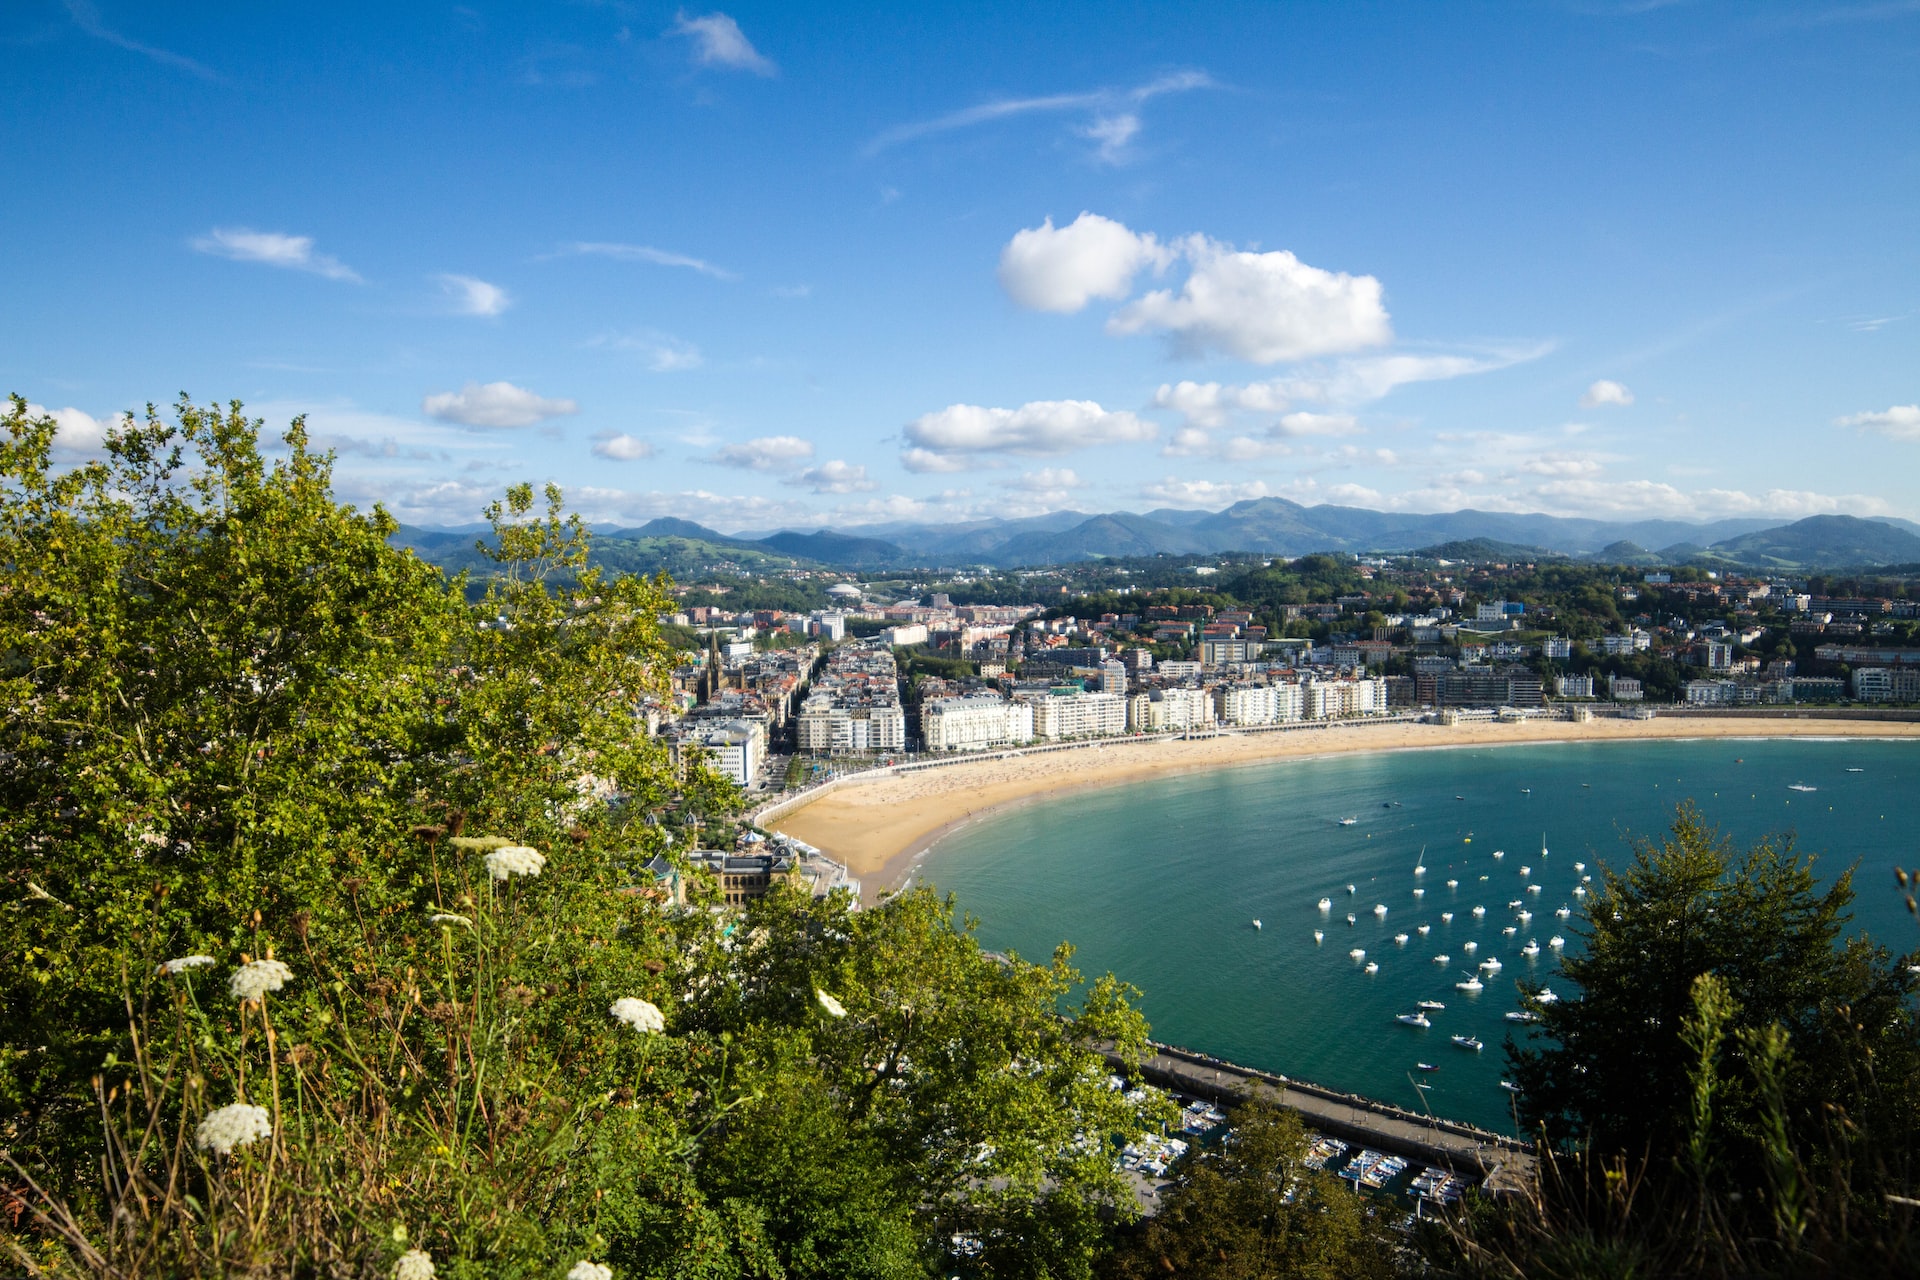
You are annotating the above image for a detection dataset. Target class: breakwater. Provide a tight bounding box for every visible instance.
[1116,1039,1537,1194]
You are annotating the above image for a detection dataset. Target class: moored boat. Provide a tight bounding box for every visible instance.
[1452,1034,1484,1051]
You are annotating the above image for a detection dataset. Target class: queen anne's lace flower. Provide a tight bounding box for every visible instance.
[195,1102,272,1154]
[159,955,215,975]
[610,997,665,1033]
[484,845,546,880]
[428,913,471,928]
[230,958,293,1001]
[815,988,847,1019]
[393,1249,435,1280]
[568,1263,612,1280]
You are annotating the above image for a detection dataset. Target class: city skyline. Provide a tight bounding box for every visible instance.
[5,1,1918,531]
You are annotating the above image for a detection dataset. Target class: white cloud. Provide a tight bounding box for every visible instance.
[1516,454,1605,478]
[1005,468,1086,492]
[1111,235,1391,363]
[866,70,1212,160]
[422,381,578,428]
[903,399,1155,467]
[1525,479,1888,520]
[591,432,655,461]
[591,330,704,372]
[1274,411,1362,438]
[1580,379,1635,408]
[1138,477,1273,508]
[192,227,360,282]
[667,10,776,75]
[436,274,511,316]
[1837,404,1920,441]
[790,460,876,494]
[16,401,129,457]
[900,447,971,474]
[557,242,737,280]
[713,435,815,471]
[998,213,1171,313]
[572,485,811,531]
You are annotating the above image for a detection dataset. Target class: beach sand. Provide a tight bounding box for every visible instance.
[768,716,1920,900]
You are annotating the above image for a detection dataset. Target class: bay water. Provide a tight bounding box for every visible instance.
[915,736,1920,1133]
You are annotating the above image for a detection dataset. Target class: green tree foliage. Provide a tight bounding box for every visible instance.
[1100,1099,1397,1280]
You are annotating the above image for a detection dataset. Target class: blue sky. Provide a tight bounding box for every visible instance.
[5,1,1917,532]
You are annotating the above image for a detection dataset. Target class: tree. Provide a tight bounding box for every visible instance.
[1100,1099,1396,1280]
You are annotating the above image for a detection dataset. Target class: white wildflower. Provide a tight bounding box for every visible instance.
[158,955,215,976]
[134,828,168,848]
[815,988,846,1019]
[229,958,293,1001]
[428,913,472,928]
[393,1249,436,1280]
[484,845,546,881]
[610,997,665,1033]
[195,1102,272,1155]
[568,1264,612,1280]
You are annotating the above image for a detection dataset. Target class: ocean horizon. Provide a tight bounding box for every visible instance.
[917,735,1920,1134]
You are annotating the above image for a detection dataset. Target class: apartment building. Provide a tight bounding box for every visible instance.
[921,693,1036,751]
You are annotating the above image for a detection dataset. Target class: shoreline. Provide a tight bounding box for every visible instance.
[766,716,1920,901]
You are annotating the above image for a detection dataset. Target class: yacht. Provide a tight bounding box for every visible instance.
[1507,900,1524,909]
[1441,911,1455,923]
[1535,987,1561,1004]
[1492,850,1505,859]
[1471,905,1487,918]
[1527,884,1543,895]
[1505,1010,1540,1024]
[1581,874,1593,883]
[1455,975,1483,992]
[1317,897,1332,911]
[1350,949,1367,961]
[1397,1012,1431,1027]
[1313,930,1324,944]
[1480,957,1503,973]
[1452,1035,1484,1051]
[1502,925,1518,936]
[1347,884,1357,894]
[1462,940,1479,954]
[1518,866,1531,877]
[1522,940,1541,957]
[1252,919,1262,930]
[1517,910,1533,924]
[1374,903,1389,917]
[1412,888,1426,898]
[1573,861,1585,872]
[1787,784,1817,794]
[1555,906,1571,919]
[1417,1062,1438,1071]
[1394,933,1409,945]
[1364,962,1380,974]
[1548,935,1565,949]
[1417,924,1431,936]
[1338,816,1359,825]
[1446,878,1459,889]
[1573,886,1588,898]
[1433,954,1451,965]
[1417,999,1445,1011]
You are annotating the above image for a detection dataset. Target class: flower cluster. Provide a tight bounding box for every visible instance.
[428,912,472,928]
[393,1249,436,1280]
[610,997,665,1033]
[195,1102,272,1155]
[158,955,215,975]
[484,845,546,881]
[230,958,294,1001]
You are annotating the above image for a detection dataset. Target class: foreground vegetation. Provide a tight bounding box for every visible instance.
[4,398,1917,1278]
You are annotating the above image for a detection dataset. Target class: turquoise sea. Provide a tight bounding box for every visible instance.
[915,736,1920,1134]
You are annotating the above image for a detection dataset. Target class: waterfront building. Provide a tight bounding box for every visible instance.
[921,693,1036,751]
[1854,667,1920,703]
[1608,674,1645,702]
[1026,688,1127,740]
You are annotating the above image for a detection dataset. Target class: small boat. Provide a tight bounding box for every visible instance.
[1252,919,1262,930]
[1520,787,1531,794]
[1535,987,1561,1004]
[1573,861,1585,872]
[1417,999,1445,1011]
[1573,886,1588,898]
[1414,847,1427,876]
[1313,930,1324,943]
[1518,866,1531,877]
[1338,816,1359,826]
[1581,875,1592,883]
[1506,1010,1539,1023]
[1527,884,1543,895]
[1507,900,1523,909]
[1350,949,1366,961]
[1414,1081,1432,1091]
[1455,795,1465,800]
[1522,940,1541,957]
[1346,913,1358,925]
[1502,925,1517,936]
[1364,962,1379,974]
[1517,910,1533,923]
[1347,884,1357,895]
[1445,878,1458,888]
[1500,1080,1520,1092]
[1317,897,1332,911]
[1846,767,1865,773]
[1462,940,1479,954]
[1416,1061,1438,1071]
[1433,954,1451,965]
[1480,957,1503,972]
[1374,904,1389,917]
[1492,850,1505,860]
[1788,784,1817,793]
[1555,906,1571,919]
[1452,1035,1484,1051]
[1471,905,1487,918]
[1394,933,1409,945]
[1548,935,1565,949]
[1441,911,1454,923]
[1581,782,1591,788]
[1456,976,1483,993]
[1412,888,1426,898]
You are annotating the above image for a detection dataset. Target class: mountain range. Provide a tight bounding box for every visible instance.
[392,500,1920,576]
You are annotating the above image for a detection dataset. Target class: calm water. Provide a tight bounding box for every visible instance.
[916,737,1920,1133]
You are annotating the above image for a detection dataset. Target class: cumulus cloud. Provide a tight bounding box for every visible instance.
[591,432,655,461]
[1005,468,1086,492]
[789,460,875,494]
[556,242,737,280]
[1138,477,1273,508]
[1580,379,1635,408]
[900,447,971,474]
[1837,404,1920,441]
[713,435,815,471]
[15,401,129,457]
[422,381,578,428]
[667,10,776,75]
[1111,235,1392,363]
[998,213,1172,313]
[1516,454,1606,478]
[572,485,810,531]
[903,399,1155,468]
[1273,411,1362,438]
[192,227,360,282]
[436,274,511,316]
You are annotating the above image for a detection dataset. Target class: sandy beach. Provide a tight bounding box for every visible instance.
[768,715,1920,900]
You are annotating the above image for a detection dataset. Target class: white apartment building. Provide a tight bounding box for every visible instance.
[1854,667,1920,702]
[794,701,907,753]
[1543,636,1573,659]
[1608,674,1645,701]
[921,694,1035,751]
[1126,686,1216,732]
[1027,689,1127,740]
[1214,682,1305,726]
[677,718,766,786]
[1302,677,1387,720]
[1555,674,1595,698]
[1602,630,1654,656]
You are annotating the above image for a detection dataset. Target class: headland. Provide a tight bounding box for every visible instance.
[767,713,1920,900]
